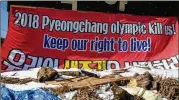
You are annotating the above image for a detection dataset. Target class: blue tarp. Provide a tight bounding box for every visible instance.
[1,85,61,100]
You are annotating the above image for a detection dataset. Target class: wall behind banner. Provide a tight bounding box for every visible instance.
[7,1,179,17]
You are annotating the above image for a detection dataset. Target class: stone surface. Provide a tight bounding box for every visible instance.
[136,71,154,90]
[37,67,59,82]
[111,83,134,100]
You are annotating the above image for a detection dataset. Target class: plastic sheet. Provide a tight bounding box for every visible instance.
[1,85,61,100]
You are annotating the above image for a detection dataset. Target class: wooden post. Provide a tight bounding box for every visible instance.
[72,1,77,11]
[119,1,128,11]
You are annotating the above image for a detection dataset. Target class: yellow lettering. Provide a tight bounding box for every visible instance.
[71,60,79,68]
[93,61,106,71]
[102,61,107,70]
[79,61,92,70]
[64,60,108,70]
[64,60,70,69]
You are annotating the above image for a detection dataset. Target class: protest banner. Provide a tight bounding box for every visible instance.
[1,5,178,71]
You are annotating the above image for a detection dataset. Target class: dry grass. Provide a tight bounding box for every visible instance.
[1,77,38,84]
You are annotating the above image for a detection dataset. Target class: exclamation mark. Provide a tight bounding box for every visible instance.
[172,24,176,35]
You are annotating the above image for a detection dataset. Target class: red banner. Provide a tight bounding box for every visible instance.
[1,5,178,71]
